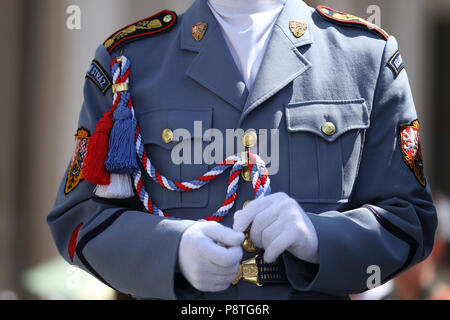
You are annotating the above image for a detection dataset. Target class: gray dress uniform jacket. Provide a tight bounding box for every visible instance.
[47,0,437,300]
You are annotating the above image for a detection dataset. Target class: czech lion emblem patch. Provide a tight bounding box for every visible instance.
[399,120,426,187]
[65,128,90,194]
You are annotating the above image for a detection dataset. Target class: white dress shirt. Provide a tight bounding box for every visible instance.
[207,0,286,90]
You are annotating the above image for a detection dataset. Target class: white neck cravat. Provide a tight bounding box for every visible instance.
[207,0,286,90]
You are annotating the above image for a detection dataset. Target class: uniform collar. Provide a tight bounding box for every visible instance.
[181,0,249,111]
[275,0,314,47]
[240,0,314,122]
[207,0,287,13]
[181,0,216,52]
[180,0,313,51]
[180,0,314,115]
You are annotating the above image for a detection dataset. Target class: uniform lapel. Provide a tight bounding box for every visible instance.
[240,0,314,122]
[181,0,249,112]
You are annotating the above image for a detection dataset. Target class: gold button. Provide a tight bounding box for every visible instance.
[242,200,252,209]
[163,14,173,23]
[242,130,257,148]
[161,128,173,143]
[321,122,336,136]
[241,168,252,182]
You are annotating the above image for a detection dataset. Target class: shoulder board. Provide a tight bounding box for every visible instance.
[104,10,177,54]
[316,5,389,41]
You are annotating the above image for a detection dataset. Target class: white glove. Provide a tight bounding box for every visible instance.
[233,192,319,264]
[178,221,245,292]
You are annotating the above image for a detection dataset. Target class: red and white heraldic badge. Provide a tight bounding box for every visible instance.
[399,120,426,187]
[65,127,90,194]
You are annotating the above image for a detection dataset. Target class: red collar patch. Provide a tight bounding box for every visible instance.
[399,120,426,187]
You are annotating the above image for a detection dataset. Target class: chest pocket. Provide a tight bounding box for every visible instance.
[137,107,213,209]
[285,99,370,204]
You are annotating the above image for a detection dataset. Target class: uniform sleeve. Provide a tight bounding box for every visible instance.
[46,45,195,300]
[282,36,438,296]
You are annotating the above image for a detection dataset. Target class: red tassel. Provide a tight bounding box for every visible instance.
[83,116,114,185]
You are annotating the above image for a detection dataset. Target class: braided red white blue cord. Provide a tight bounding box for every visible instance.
[111,56,271,221]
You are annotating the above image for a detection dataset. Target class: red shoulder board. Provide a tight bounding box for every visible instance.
[103,10,177,54]
[316,5,389,41]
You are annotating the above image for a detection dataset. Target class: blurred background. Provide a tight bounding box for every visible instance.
[1,0,449,300]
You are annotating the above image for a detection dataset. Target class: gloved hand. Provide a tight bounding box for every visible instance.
[233,192,319,264]
[178,221,245,292]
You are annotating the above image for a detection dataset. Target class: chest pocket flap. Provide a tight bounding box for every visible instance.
[285,99,370,203]
[138,107,212,149]
[285,99,370,142]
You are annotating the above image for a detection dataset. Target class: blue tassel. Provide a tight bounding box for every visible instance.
[105,103,139,174]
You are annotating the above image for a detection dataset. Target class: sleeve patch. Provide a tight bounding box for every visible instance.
[86,60,112,94]
[388,51,405,78]
[316,5,389,40]
[103,10,177,54]
[399,120,426,187]
[65,128,90,194]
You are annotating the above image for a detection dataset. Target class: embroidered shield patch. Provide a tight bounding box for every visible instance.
[399,120,426,187]
[289,21,308,38]
[65,128,90,194]
[191,22,207,41]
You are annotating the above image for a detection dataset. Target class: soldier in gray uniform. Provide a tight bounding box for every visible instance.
[47,0,438,300]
